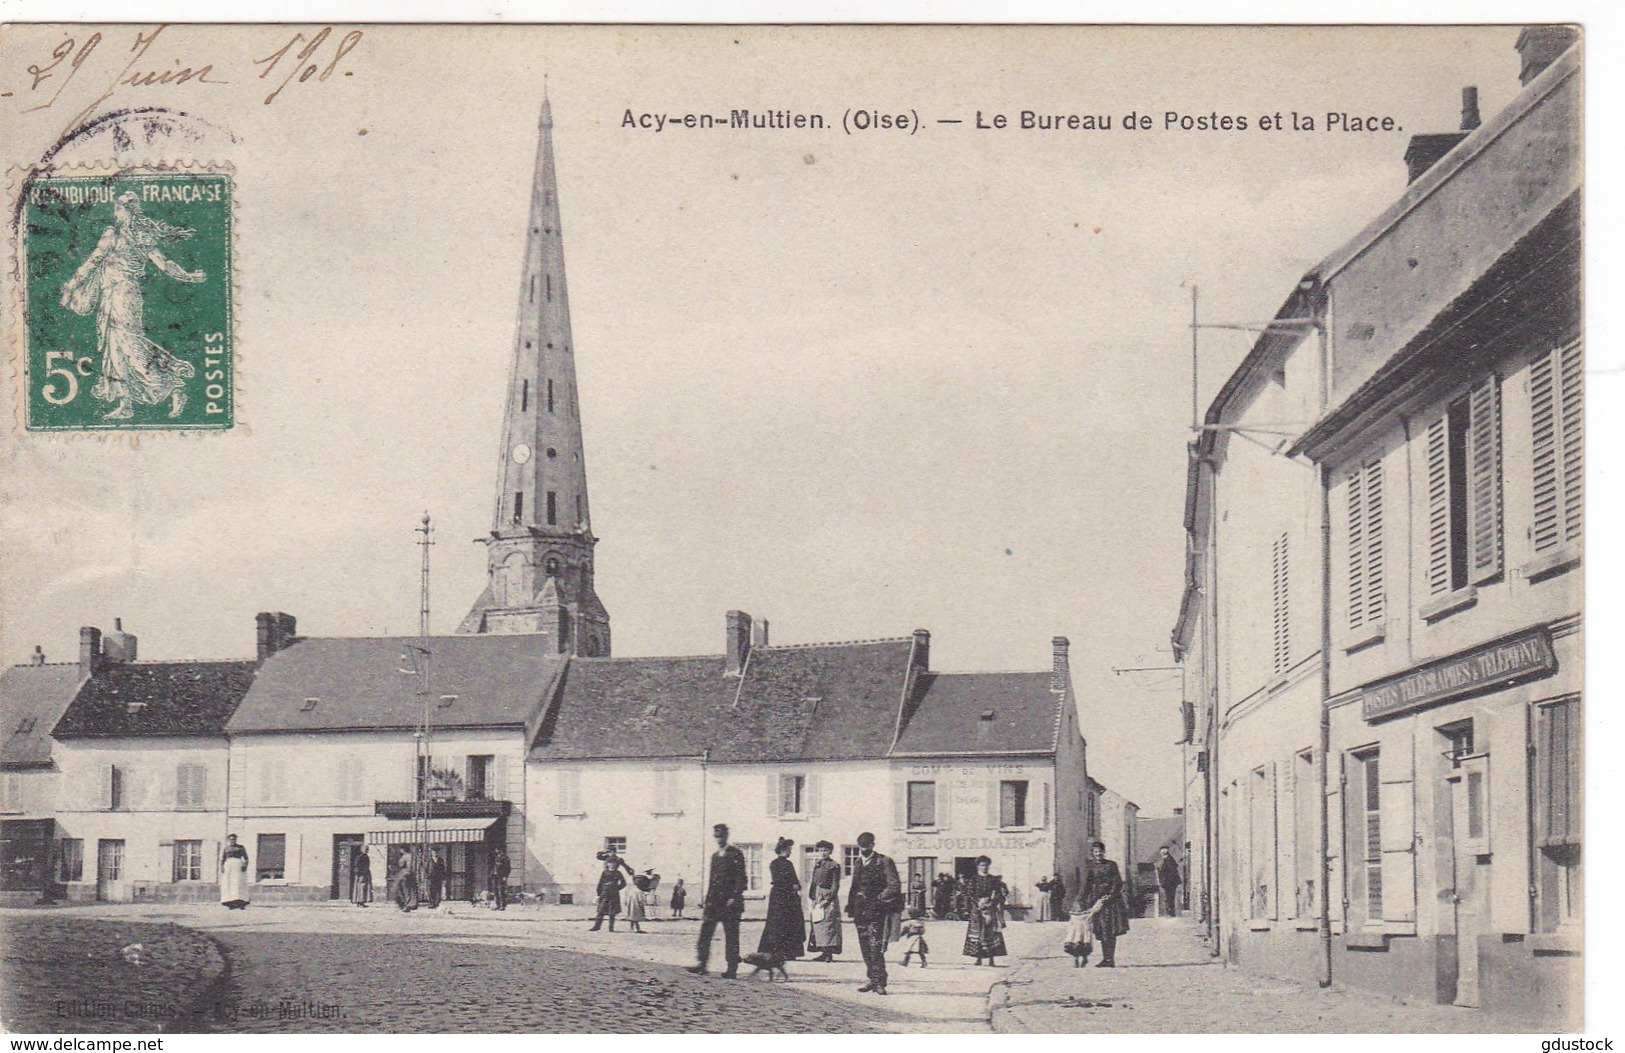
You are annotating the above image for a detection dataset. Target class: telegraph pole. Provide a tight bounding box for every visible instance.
[413,513,435,895]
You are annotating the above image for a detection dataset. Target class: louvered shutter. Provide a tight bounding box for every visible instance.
[1281,759,1298,917]
[1346,467,1367,630]
[894,783,908,829]
[1424,416,1452,594]
[1559,344,1583,545]
[490,755,507,802]
[1326,753,1344,929]
[99,763,114,810]
[1378,736,1416,922]
[1268,761,1281,920]
[1271,533,1290,674]
[554,770,568,813]
[1041,782,1051,829]
[986,781,1001,830]
[1362,461,1385,622]
[806,773,821,818]
[767,774,780,817]
[1466,376,1504,582]
[174,763,189,809]
[936,781,951,828]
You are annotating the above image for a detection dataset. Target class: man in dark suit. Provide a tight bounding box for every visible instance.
[687,823,747,978]
[845,831,902,994]
[490,849,511,910]
[1156,846,1183,917]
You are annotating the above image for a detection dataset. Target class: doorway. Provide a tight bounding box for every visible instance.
[907,856,937,914]
[95,839,125,902]
[1438,719,1490,1008]
[332,834,364,899]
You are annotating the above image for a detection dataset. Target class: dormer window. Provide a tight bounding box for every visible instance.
[980,709,996,721]
[299,698,319,712]
[438,695,458,709]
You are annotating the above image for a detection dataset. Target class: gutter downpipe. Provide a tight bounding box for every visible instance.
[1202,451,1221,957]
[1315,308,1336,990]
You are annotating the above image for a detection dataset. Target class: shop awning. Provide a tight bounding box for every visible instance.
[365,816,500,846]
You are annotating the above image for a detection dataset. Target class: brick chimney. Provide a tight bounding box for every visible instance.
[1516,26,1578,86]
[911,628,931,673]
[1402,86,1480,184]
[752,618,770,649]
[256,611,300,661]
[725,610,753,678]
[78,626,103,679]
[102,618,138,663]
[1050,636,1071,693]
[30,645,45,666]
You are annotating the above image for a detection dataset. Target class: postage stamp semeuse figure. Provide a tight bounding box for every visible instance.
[21,172,233,431]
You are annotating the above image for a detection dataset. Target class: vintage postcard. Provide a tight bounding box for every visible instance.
[0,23,1586,1036]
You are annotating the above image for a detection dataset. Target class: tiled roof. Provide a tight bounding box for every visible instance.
[891,672,1061,755]
[0,664,81,766]
[1134,815,1187,866]
[229,634,564,734]
[533,640,915,762]
[53,660,257,738]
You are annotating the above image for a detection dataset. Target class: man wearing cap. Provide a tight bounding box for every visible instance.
[845,831,902,994]
[687,823,747,978]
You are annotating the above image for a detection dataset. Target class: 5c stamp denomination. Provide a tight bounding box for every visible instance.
[19,170,233,431]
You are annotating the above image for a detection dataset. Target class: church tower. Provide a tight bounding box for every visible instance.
[458,97,611,656]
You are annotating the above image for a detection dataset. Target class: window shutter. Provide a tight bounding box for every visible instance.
[986,781,1001,830]
[1530,350,1559,552]
[175,764,189,809]
[554,770,568,813]
[1466,376,1504,582]
[806,773,821,818]
[1270,533,1290,674]
[1425,416,1452,594]
[767,774,780,818]
[1559,343,1584,545]
[334,758,350,803]
[894,783,908,830]
[490,755,507,802]
[1326,753,1344,928]
[286,833,303,883]
[99,764,114,810]
[936,781,951,828]
[1269,761,1281,920]
[1363,461,1385,622]
[1041,782,1051,829]
[1346,468,1367,631]
[1378,736,1416,922]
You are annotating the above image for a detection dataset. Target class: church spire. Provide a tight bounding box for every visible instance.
[458,94,611,656]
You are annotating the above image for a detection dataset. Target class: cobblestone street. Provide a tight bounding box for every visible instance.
[993,916,1557,1033]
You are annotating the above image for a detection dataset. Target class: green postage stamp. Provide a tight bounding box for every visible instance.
[18,171,234,431]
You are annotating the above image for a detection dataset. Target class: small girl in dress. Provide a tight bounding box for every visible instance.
[1063,896,1096,967]
[899,906,929,968]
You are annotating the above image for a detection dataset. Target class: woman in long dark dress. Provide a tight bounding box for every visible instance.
[758,837,807,961]
[589,856,626,931]
[1080,840,1132,967]
[960,856,1009,965]
[806,840,843,962]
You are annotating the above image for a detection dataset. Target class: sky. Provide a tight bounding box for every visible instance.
[0,24,1536,816]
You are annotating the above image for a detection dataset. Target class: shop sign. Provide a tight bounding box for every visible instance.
[892,834,1050,853]
[1358,627,1556,722]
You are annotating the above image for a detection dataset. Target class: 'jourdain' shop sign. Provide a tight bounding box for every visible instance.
[1359,627,1557,722]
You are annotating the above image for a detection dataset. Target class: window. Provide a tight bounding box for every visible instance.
[779,775,805,816]
[603,836,627,858]
[175,763,207,810]
[999,780,1029,829]
[173,840,203,882]
[545,491,557,526]
[335,756,366,804]
[1424,377,1504,596]
[1346,457,1386,633]
[907,781,937,828]
[1530,344,1582,555]
[1350,751,1382,921]
[521,379,529,413]
[1249,766,1272,918]
[256,756,288,805]
[1534,697,1581,932]
[740,843,763,892]
[466,755,494,800]
[97,840,124,882]
[513,491,524,523]
[256,834,286,881]
[1271,532,1291,674]
[653,768,681,812]
[56,838,83,883]
[842,845,861,878]
[547,379,554,413]
[1294,751,1317,918]
[0,773,18,812]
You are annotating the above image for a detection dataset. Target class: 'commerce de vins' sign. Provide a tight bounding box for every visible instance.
[1358,627,1557,722]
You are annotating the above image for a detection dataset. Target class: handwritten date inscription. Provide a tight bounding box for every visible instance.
[10,25,363,132]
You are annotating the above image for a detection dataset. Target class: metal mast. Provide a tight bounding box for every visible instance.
[413,513,434,890]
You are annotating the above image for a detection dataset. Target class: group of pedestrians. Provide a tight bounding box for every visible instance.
[588,850,686,931]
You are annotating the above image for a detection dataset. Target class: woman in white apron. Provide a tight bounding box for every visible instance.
[219,834,250,910]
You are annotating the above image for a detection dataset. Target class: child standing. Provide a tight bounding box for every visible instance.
[1063,898,1096,967]
[899,907,929,968]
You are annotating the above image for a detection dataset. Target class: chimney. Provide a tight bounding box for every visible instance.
[1050,636,1071,693]
[725,610,753,677]
[30,645,45,666]
[1516,26,1578,86]
[256,611,300,661]
[752,618,770,649]
[1459,86,1481,132]
[103,618,138,663]
[911,628,931,673]
[78,626,103,679]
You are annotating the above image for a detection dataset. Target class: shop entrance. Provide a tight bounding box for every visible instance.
[332,834,365,899]
[1446,754,1491,1007]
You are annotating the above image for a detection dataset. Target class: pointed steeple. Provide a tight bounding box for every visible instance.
[459,94,610,656]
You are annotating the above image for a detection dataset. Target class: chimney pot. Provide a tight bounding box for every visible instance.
[1460,85,1481,131]
[752,618,770,649]
[103,618,138,663]
[910,628,931,672]
[1515,25,1578,86]
[725,610,753,678]
[257,612,299,661]
[1050,636,1071,693]
[31,645,45,666]
[78,626,103,680]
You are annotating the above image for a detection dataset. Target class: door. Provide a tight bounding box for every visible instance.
[332,835,364,899]
[908,856,937,913]
[96,839,125,902]
[1447,756,1491,1008]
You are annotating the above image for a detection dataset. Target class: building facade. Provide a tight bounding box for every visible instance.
[1173,27,1581,1024]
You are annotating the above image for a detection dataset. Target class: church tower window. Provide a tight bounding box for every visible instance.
[521,380,528,412]
[546,491,557,526]
[513,492,524,523]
